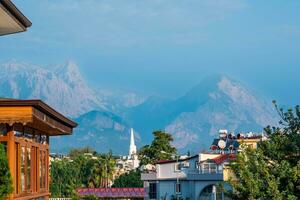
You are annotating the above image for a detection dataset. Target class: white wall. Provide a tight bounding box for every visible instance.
[157,162,186,179]
[157,156,199,179]
[158,180,191,200]
[199,153,220,162]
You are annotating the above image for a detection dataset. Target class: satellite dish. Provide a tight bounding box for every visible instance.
[218,140,226,149]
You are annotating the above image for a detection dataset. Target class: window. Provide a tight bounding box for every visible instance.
[175,183,181,194]
[174,163,181,171]
[26,147,31,191]
[40,150,47,189]
[0,124,7,136]
[210,163,217,174]
[15,143,19,194]
[149,183,157,199]
[201,163,218,174]
[21,146,25,192]
[195,161,199,169]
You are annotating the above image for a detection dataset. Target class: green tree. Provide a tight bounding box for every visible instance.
[139,130,177,165]
[229,103,300,200]
[50,149,117,197]
[83,195,98,200]
[88,158,103,188]
[112,170,143,188]
[50,158,81,198]
[69,147,96,159]
[102,150,116,188]
[73,154,96,187]
[0,143,13,200]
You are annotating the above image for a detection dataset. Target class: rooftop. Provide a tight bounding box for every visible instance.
[0,99,77,135]
[76,188,147,198]
[0,0,31,36]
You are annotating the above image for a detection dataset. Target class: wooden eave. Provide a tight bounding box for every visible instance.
[0,0,32,36]
[0,99,77,136]
[1,0,32,28]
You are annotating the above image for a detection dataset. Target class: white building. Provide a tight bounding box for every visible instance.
[141,129,265,200]
[141,153,233,200]
[115,128,140,174]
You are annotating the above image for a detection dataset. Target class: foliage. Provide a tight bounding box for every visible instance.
[112,170,143,188]
[0,143,13,200]
[50,148,116,198]
[83,195,98,200]
[50,158,81,198]
[69,146,96,158]
[88,150,116,188]
[138,130,177,165]
[229,103,300,200]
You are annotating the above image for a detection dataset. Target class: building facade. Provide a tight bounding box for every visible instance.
[115,128,140,176]
[141,130,265,200]
[141,153,234,200]
[0,99,77,200]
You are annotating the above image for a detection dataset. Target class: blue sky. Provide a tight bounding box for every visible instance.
[1,0,300,106]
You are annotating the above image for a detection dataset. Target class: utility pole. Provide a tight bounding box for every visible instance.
[176,154,179,200]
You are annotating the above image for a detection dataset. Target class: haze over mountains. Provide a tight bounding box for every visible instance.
[0,61,278,154]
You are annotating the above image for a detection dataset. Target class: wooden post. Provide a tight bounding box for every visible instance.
[7,126,14,200]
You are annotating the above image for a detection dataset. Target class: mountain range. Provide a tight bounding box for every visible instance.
[0,60,279,154]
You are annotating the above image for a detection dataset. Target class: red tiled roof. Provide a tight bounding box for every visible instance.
[212,154,236,165]
[76,188,147,198]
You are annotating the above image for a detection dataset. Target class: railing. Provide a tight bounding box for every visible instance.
[187,169,223,174]
[49,198,71,200]
[187,172,224,181]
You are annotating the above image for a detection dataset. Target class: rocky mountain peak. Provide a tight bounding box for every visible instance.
[0,60,106,117]
[0,60,36,74]
[55,60,83,86]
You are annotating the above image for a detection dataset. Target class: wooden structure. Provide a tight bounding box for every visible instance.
[0,0,32,36]
[0,99,77,200]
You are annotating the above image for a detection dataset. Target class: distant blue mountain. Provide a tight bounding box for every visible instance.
[51,110,140,155]
[126,74,278,152]
[0,61,279,154]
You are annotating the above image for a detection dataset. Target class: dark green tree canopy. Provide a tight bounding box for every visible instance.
[138,130,177,165]
[112,170,143,188]
[230,103,300,200]
[50,148,116,198]
[0,143,13,200]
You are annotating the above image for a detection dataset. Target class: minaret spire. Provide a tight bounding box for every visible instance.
[129,128,137,157]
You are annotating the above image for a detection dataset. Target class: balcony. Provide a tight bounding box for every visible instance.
[186,171,224,181]
[185,164,224,181]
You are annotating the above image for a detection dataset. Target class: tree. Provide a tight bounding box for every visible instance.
[69,147,96,159]
[139,130,177,165]
[50,158,81,198]
[102,150,116,188]
[112,170,143,188]
[73,154,96,187]
[50,149,117,197]
[0,143,13,200]
[229,103,300,200]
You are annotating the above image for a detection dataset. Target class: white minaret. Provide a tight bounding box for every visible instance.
[129,128,137,158]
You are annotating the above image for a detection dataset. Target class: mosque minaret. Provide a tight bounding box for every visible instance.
[129,128,137,158]
[128,128,139,169]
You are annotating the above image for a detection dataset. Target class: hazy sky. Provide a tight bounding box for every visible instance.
[1,0,300,106]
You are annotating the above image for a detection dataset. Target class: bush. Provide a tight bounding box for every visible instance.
[0,143,13,199]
